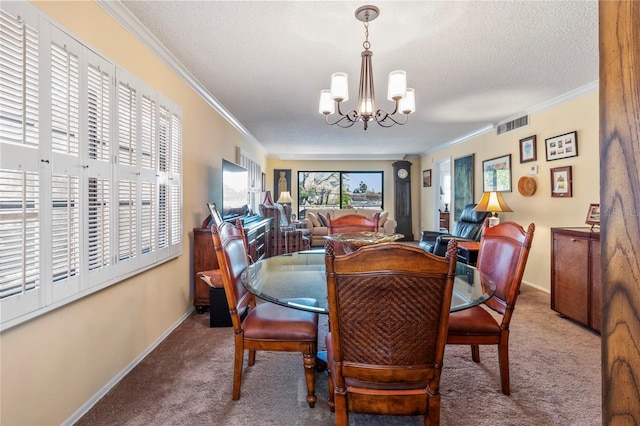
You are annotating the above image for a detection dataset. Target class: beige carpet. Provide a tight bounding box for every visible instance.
[75,286,601,425]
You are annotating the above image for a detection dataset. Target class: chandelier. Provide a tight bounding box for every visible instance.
[318,5,415,130]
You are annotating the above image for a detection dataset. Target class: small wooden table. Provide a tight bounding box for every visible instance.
[457,241,481,266]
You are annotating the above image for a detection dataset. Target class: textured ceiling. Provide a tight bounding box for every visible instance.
[116,1,599,160]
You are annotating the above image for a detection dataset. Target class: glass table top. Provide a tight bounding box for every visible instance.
[241,249,495,314]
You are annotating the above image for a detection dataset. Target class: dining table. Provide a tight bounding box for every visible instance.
[240,248,495,315]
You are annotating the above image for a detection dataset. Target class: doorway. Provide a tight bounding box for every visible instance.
[434,158,451,230]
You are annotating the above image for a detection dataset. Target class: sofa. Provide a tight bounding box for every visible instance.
[301,208,397,247]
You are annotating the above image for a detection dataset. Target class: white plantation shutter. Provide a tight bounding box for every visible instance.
[1,2,183,328]
[51,174,80,282]
[117,81,136,167]
[156,103,171,257]
[140,94,156,170]
[0,170,40,298]
[158,183,169,250]
[158,105,169,173]
[140,181,156,258]
[87,63,110,162]
[117,179,136,263]
[0,8,39,148]
[170,185,181,247]
[84,50,113,287]
[50,40,79,156]
[87,177,110,271]
[169,111,182,251]
[0,6,42,321]
[48,27,82,302]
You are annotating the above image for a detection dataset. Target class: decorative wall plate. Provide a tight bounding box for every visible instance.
[518,176,537,197]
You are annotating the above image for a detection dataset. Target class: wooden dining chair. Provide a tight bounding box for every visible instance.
[326,213,379,235]
[446,220,535,395]
[211,220,319,407]
[324,240,458,425]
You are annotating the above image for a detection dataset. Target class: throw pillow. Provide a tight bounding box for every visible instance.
[307,212,321,227]
[378,211,388,225]
[317,212,328,227]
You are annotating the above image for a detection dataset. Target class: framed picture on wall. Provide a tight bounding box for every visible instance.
[453,154,474,221]
[274,169,291,203]
[550,166,573,197]
[519,135,537,163]
[422,169,432,187]
[482,154,512,192]
[585,203,600,227]
[545,131,578,161]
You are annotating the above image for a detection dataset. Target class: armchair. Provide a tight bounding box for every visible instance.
[419,204,491,257]
[259,203,311,256]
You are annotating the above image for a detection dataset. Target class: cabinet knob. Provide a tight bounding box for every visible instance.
[571,238,577,242]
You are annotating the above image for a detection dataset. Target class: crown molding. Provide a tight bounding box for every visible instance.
[96,1,262,151]
[273,153,406,161]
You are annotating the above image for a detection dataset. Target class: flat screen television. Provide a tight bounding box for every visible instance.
[221,159,250,221]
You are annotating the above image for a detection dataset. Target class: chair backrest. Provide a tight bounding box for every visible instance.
[326,213,379,235]
[325,240,458,393]
[451,203,491,240]
[211,220,254,331]
[477,220,535,324]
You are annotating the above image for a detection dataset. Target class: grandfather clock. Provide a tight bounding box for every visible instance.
[392,160,414,241]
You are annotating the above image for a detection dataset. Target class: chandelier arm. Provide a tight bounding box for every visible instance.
[374,109,409,127]
[324,110,359,128]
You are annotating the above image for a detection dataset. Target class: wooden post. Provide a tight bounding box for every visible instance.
[600,1,640,423]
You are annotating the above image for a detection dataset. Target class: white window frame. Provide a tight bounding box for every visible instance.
[0,2,183,330]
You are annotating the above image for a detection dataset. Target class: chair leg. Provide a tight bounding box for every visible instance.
[498,335,511,395]
[303,352,317,408]
[327,372,335,412]
[248,349,256,366]
[426,394,440,426]
[232,339,244,400]
[471,344,480,362]
[334,391,348,426]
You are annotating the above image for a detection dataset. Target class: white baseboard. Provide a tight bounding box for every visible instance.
[62,307,195,426]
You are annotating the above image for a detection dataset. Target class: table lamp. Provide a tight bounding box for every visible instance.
[474,191,513,227]
[276,191,293,206]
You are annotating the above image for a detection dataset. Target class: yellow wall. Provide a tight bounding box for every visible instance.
[420,90,599,291]
[0,2,264,424]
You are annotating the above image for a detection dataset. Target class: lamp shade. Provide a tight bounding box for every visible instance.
[399,88,415,114]
[474,191,513,215]
[276,191,293,204]
[330,72,349,102]
[387,70,407,101]
[319,90,334,115]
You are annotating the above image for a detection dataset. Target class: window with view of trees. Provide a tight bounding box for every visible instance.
[297,171,384,217]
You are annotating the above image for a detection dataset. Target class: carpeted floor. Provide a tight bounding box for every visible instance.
[75,286,601,425]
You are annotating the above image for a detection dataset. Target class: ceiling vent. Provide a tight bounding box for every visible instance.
[496,115,528,135]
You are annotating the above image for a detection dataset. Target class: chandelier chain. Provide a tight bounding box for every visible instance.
[363,19,370,51]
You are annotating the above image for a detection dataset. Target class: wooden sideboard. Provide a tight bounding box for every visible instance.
[192,217,272,313]
[550,227,601,333]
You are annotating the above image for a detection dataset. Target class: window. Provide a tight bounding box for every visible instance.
[297,171,384,217]
[0,2,183,329]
